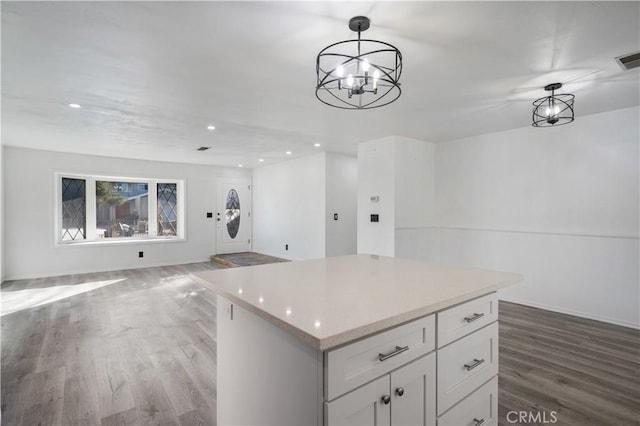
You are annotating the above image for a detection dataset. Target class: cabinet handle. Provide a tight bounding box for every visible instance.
[381,394,391,405]
[395,387,404,397]
[464,358,485,371]
[464,313,484,323]
[378,345,409,361]
[473,418,486,426]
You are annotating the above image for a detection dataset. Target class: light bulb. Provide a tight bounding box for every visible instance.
[336,65,344,78]
[373,69,380,89]
[362,59,370,73]
[346,74,354,87]
[545,103,560,117]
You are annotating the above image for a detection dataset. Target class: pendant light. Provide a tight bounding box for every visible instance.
[532,83,575,127]
[315,16,402,109]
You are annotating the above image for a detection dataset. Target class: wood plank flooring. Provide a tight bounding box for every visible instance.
[2,262,639,425]
[1,263,222,426]
[499,302,640,426]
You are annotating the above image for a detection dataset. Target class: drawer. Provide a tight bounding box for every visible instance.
[437,376,498,426]
[325,314,435,400]
[437,322,498,415]
[437,293,497,348]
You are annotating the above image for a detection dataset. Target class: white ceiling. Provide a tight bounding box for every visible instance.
[2,1,639,168]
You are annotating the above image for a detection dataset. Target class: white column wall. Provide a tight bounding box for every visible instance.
[325,153,358,257]
[358,136,436,257]
[1,144,4,283]
[394,137,436,229]
[357,137,396,256]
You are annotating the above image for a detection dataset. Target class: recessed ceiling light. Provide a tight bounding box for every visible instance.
[314,143,321,147]
[68,103,81,108]
[238,164,243,168]
[207,125,215,130]
[258,158,264,162]
[286,151,292,155]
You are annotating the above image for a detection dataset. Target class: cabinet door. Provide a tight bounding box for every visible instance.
[325,375,391,426]
[437,322,498,414]
[437,376,498,426]
[391,352,436,426]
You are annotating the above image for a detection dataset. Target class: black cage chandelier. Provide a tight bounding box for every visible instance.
[316,16,402,109]
[532,82,575,127]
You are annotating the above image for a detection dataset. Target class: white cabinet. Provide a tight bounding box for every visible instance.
[326,315,435,400]
[325,375,391,426]
[437,322,499,414]
[437,377,498,426]
[214,291,502,426]
[437,293,498,348]
[390,353,437,426]
[326,352,436,426]
[435,294,500,425]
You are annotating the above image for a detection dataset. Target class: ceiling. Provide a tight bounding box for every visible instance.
[2,1,639,168]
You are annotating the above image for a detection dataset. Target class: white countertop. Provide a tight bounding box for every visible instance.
[191,254,522,350]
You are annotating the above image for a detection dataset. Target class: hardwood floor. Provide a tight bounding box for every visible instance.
[2,263,639,425]
[1,263,222,426]
[499,302,640,426]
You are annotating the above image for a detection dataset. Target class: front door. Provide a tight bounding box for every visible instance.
[216,177,251,254]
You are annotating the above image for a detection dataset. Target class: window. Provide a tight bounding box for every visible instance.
[56,174,184,244]
[96,180,149,238]
[61,177,86,241]
[225,188,240,239]
[157,183,178,236]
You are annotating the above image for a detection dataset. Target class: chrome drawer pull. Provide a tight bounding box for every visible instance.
[464,358,485,371]
[473,418,486,426]
[464,312,484,323]
[378,345,409,361]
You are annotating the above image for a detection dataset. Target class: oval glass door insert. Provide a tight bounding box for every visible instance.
[225,189,240,239]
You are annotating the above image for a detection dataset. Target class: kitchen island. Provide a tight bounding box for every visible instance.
[191,254,522,426]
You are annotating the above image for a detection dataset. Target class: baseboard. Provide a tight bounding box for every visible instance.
[3,257,212,282]
[498,295,640,330]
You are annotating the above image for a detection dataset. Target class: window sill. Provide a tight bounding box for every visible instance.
[55,237,186,247]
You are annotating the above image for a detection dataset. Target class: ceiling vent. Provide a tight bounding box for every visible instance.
[197,146,211,151]
[615,51,640,71]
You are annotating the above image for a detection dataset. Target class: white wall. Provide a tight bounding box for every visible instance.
[357,137,396,256]
[396,106,640,328]
[358,136,437,256]
[395,137,436,229]
[325,153,358,257]
[1,144,4,283]
[252,153,326,260]
[4,147,250,280]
